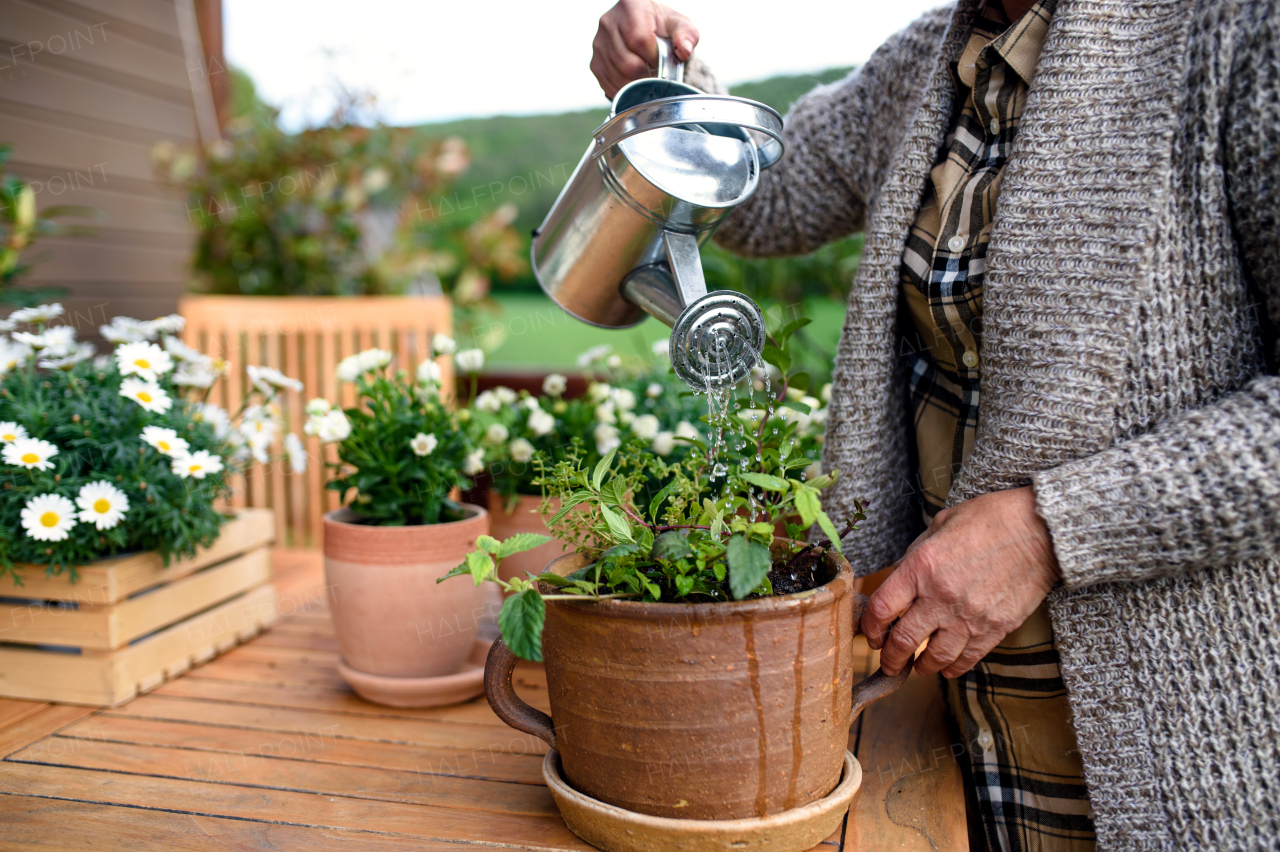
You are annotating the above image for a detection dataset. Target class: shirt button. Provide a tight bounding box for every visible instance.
[990,117,1000,135]
[947,234,967,253]
[962,350,979,368]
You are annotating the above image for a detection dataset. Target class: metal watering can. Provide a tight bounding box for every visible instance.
[531,39,784,389]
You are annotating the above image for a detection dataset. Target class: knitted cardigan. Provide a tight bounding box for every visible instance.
[694,1,1280,848]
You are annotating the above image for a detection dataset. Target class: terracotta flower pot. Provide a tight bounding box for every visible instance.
[486,492,569,584]
[324,505,490,700]
[485,545,909,821]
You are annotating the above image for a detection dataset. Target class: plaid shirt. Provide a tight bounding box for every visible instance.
[899,2,1097,850]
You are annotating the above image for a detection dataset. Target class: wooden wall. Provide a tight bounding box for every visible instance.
[0,0,222,326]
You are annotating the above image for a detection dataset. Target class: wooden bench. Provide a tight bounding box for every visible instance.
[0,550,967,851]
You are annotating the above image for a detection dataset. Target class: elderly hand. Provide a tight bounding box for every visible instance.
[591,0,700,99]
[861,486,1061,678]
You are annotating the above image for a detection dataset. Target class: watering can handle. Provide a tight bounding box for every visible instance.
[591,95,785,168]
[654,37,685,83]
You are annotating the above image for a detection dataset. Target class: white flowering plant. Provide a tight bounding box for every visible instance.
[307,342,474,525]
[0,305,304,582]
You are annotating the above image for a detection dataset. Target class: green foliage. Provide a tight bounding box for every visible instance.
[154,71,524,303]
[446,327,865,660]
[0,145,101,307]
[316,361,474,526]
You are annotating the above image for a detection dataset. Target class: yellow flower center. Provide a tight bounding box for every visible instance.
[2,433,14,441]
[189,464,203,473]
[21,453,38,464]
[158,441,170,451]
[40,511,59,528]
[137,392,152,403]
[134,359,151,369]
[93,498,110,513]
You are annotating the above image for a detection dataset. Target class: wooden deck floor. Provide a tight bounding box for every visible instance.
[0,550,967,851]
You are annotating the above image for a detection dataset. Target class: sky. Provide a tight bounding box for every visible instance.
[225,0,947,128]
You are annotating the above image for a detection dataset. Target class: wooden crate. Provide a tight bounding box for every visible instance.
[0,510,279,706]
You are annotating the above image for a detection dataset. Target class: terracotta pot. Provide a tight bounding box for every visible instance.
[485,545,909,821]
[324,505,489,680]
[486,492,570,584]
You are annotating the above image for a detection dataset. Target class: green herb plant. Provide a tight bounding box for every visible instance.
[442,317,864,661]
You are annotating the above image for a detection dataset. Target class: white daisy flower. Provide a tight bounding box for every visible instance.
[141,426,189,456]
[172,365,218,388]
[409,432,438,457]
[587,382,612,403]
[194,403,231,438]
[509,437,535,464]
[306,409,350,443]
[607,354,622,368]
[115,341,173,382]
[611,388,637,411]
[416,360,442,385]
[246,364,303,394]
[595,400,617,424]
[245,429,276,464]
[651,430,676,456]
[305,398,331,417]
[3,437,58,470]
[527,408,555,436]
[75,481,130,530]
[484,423,509,444]
[358,348,392,371]
[646,382,664,398]
[0,340,32,373]
[119,378,172,413]
[9,303,64,325]
[542,373,567,397]
[161,335,208,364]
[145,314,185,335]
[38,342,94,370]
[431,333,457,356]
[462,449,485,476]
[11,331,47,349]
[172,450,224,479]
[475,390,501,413]
[0,319,14,333]
[40,326,77,356]
[522,396,541,410]
[20,493,77,542]
[335,354,364,382]
[494,386,518,406]
[576,344,612,368]
[631,413,660,441]
[594,423,621,456]
[0,421,29,442]
[285,433,307,473]
[455,348,484,373]
[100,320,149,344]
[675,421,701,442]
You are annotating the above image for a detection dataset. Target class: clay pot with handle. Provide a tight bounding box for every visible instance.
[484,543,909,821]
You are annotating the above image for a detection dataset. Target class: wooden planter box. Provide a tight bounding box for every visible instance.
[0,509,277,706]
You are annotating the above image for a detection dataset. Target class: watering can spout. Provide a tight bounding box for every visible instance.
[530,37,783,389]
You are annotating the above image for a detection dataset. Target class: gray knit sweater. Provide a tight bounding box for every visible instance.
[695,1,1280,848]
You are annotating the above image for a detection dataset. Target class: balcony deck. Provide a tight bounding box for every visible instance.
[0,549,967,851]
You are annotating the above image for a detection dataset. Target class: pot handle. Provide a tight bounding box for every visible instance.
[484,638,558,750]
[848,590,914,725]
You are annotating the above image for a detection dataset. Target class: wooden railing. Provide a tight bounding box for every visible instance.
[180,295,453,548]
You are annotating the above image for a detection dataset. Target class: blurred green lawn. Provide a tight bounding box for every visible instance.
[470,292,847,377]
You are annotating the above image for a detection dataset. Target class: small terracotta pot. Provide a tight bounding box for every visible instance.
[486,492,569,584]
[485,544,910,821]
[324,505,489,680]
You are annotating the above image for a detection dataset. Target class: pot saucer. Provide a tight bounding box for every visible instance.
[542,748,861,852]
[338,639,492,708]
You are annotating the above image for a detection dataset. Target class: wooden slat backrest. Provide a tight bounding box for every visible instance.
[179,295,454,547]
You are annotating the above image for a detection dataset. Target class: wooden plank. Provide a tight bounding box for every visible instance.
[0,584,277,705]
[110,694,552,756]
[0,699,47,732]
[3,509,273,603]
[0,705,96,758]
[847,669,968,852]
[63,713,546,785]
[7,737,559,816]
[0,547,271,649]
[0,762,593,850]
[0,795,549,852]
